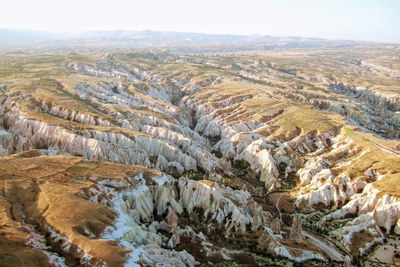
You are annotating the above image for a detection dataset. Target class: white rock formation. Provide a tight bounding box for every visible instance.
[91,174,196,267]
[3,104,202,172]
[137,244,198,267]
[215,132,266,158]
[42,102,112,126]
[235,139,279,190]
[142,125,219,172]
[72,157,348,265]
[76,83,182,122]
[294,142,368,209]
[68,63,142,82]
[324,183,400,254]
[178,178,256,233]
[23,226,68,267]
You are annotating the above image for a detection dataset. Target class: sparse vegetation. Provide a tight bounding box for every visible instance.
[0,40,399,267]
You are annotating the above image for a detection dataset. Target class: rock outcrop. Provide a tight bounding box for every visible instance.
[1,47,399,266]
[289,216,303,243]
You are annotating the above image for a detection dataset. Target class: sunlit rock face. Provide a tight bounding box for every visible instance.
[85,173,329,266]
[1,45,400,267]
[331,85,400,139]
[3,105,194,169]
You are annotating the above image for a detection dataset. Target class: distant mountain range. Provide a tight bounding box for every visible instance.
[0,29,361,50]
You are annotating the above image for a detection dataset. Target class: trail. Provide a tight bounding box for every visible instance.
[303,231,348,262]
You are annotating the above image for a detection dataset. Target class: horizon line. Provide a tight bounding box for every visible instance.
[0,27,391,45]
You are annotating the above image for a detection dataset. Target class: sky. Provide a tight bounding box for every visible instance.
[0,0,399,43]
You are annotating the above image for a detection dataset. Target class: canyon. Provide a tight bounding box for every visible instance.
[0,38,399,266]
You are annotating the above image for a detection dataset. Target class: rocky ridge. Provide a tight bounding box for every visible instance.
[0,48,399,266]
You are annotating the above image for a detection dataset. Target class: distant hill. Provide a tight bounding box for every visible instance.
[0,29,359,50]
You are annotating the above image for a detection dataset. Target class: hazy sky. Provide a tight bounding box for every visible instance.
[1,0,399,42]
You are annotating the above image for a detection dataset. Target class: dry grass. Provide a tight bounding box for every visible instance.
[327,127,400,196]
[0,152,159,266]
[0,47,399,264]
[194,80,343,135]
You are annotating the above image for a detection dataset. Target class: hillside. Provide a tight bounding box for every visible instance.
[0,41,399,266]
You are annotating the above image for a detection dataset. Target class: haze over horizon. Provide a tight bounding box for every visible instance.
[0,0,399,43]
